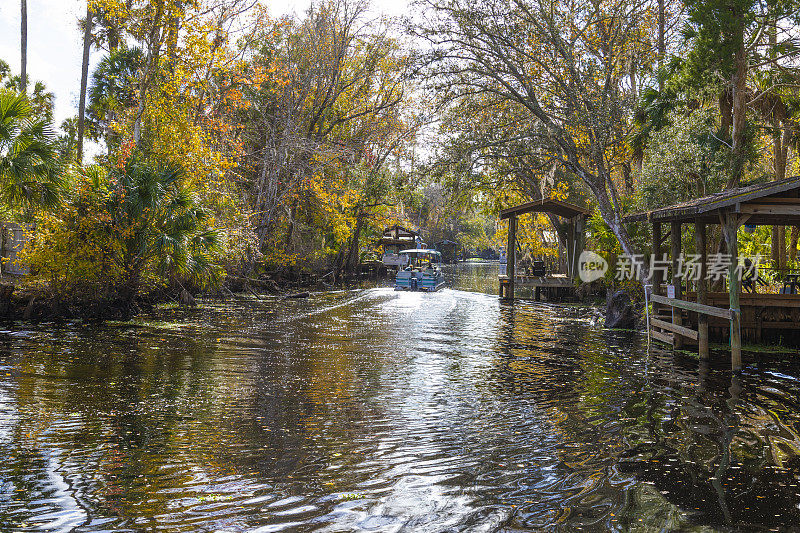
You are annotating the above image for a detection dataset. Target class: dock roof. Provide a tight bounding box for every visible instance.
[500,198,590,220]
[623,176,800,224]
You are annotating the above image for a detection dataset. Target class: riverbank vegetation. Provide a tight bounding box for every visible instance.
[4,0,800,317]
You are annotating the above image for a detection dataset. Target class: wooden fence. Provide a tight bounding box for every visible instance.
[649,293,740,368]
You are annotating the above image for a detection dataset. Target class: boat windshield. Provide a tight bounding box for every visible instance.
[399,250,441,268]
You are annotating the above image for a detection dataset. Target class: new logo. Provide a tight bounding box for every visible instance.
[578,251,608,283]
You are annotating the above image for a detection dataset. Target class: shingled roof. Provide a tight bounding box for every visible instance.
[624,176,800,223]
[500,198,590,220]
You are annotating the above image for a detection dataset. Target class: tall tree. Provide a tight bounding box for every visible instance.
[133,0,167,145]
[86,47,143,150]
[657,0,665,91]
[682,0,800,187]
[242,0,408,252]
[20,0,27,93]
[77,7,94,165]
[415,0,657,272]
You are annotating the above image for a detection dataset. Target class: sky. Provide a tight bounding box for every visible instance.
[0,0,409,127]
[0,0,91,125]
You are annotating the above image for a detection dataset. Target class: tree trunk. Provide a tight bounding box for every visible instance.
[134,0,165,146]
[77,7,93,165]
[166,12,180,69]
[774,112,786,181]
[332,241,348,283]
[20,0,27,93]
[622,161,633,193]
[773,103,787,270]
[728,37,748,188]
[584,171,647,281]
[284,202,297,249]
[657,0,665,90]
[779,226,786,269]
[108,21,121,51]
[119,268,142,313]
[719,89,733,141]
[771,20,787,183]
[790,227,799,262]
[772,226,780,267]
[346,212,366,273]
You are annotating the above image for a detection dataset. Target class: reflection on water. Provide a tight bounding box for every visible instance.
[441,261,500,295]
[0,264,799,531]
[442,261,538,299]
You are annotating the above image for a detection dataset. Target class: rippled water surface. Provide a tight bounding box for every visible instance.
[1,264,800,532]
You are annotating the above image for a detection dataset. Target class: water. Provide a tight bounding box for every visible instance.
[1,263,800,532]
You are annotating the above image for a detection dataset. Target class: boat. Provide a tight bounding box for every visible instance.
[395,249,446,292]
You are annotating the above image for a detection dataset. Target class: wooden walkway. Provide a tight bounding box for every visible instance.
[500,274,575,300]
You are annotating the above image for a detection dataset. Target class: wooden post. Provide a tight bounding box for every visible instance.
[652,222,662,295]
[671,221,683,349]
[696,220,709,359]
[573,215,585,281]
[565,219,574,278]
[507,216,516,300]
[723,213,742,370]
[651,222,662,328]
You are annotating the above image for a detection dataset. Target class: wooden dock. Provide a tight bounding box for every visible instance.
[500,274,575,301]
[625,176,800,370]
[498,199,588,301]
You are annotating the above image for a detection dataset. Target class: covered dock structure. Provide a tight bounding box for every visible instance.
[499,198,590,301]
[624,176,800,370]
[378,224,421,269]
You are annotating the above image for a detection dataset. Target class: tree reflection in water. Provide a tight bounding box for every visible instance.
[0,266,798,531]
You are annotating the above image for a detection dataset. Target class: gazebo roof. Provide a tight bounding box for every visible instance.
[382,224,418,237]
[500,198,590,220]
[624,176,800,224]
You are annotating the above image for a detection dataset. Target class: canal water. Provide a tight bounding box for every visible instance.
[1,263,799,532]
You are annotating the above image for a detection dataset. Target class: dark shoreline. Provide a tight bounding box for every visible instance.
[0,273,364,323]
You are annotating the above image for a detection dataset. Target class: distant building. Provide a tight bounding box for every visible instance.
[378,225,421,268]
[1,222,30,276]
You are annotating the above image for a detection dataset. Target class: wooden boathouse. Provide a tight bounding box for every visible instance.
[499,198,590,300]
[624,176,800,370]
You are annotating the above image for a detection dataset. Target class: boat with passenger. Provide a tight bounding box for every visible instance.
[395,249,446,292]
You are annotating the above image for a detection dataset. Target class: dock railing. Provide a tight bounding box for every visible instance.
[649,294,739,359]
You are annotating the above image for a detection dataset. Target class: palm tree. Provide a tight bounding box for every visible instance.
[20,0,27,93]
[87,48,143,149]
[77,6,94,164]
[102,156,220,305]
[0,90,63,211]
